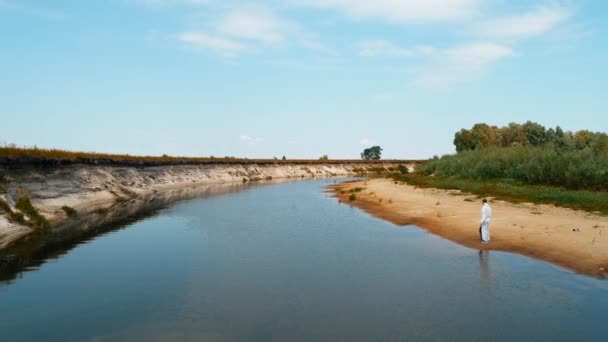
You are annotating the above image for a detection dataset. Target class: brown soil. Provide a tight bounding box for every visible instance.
[332,178,608,277]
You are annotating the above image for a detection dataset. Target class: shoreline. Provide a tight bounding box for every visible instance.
[332,178,608,277]
[1,162,412,250]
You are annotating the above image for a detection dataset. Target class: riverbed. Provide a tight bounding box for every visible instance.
[1,179,607,341]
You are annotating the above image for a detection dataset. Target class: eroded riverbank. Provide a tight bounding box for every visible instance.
[0,162,412,250]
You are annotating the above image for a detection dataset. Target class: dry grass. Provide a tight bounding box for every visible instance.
[0,145,422,166]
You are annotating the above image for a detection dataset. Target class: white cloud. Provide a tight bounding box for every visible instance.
[240,135,264,145]
[357,39,514,88]
[359,40,413,57]
[410,42,515,89]
[446,42,514,66]
[294,0,479,22]
[360,138,375,146]
[218,9,285,44]
[359,40,436,57]
[135,0,209,7]
[178,32,247,57]
[478,6,571,40]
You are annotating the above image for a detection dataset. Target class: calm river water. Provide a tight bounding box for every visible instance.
[1,178,607,341]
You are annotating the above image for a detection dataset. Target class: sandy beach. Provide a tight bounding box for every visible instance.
[332,178,608,277]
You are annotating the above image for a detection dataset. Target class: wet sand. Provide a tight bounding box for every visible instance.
[332,178,608,277]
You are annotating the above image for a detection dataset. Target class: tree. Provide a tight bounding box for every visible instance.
[522,121,547,146]
[361,146,382,160]
[319,155,329,160]
[282,155,286,160]
[454,129,475,152]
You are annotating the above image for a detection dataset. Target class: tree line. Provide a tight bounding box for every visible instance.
[453,121,608,153]
[422,122,608,191]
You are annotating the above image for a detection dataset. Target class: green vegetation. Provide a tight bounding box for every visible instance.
[397,121,608,214]
[361,146,382,160]
[15,195,50,230]
[453,121,608,152]
[397,164,409,175]
[424,122,608,191]
[0,197,10,213]
[61,206,78,217]
[391,174,608,215]
[350,187,365,193]
[349,193,357,201]
[422,146,608,191]
[319,155,329,160]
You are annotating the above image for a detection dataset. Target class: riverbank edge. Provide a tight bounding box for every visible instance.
[330,178,608,278]
[0,162,415,252]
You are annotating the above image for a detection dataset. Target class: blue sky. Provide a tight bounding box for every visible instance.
[1,0,606,159]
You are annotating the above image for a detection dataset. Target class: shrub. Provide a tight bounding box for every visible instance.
[421,145,608,191]
[9,211,25,224]
[349,193,357,201]
[61,205,77,217]
[0,197,11,213]
[15,195,50,229]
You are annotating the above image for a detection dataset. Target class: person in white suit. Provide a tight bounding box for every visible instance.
[480,199,492,243]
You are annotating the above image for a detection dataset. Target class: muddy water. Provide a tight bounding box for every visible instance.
[1,179,607,341]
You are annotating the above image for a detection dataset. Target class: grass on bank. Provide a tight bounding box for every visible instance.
[61,206,77,217]
[0,145,422,165]
[15,195,50,229]
[390,173,608,215]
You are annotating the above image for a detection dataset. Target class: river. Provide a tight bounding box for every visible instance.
[1,178,607,341]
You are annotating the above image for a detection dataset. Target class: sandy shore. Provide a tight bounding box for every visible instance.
[332,178,608,277]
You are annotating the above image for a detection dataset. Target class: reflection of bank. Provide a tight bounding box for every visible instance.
[479,250,491,288]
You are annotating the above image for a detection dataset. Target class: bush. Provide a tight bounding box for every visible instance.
[15,195,50,229]
[421,145,608,191]
[349,193,357,201]
[61,206,78,217]
[0,197,11,212]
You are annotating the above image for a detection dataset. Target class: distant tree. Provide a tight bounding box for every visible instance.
[574,130,594,149]
[282,155,286,160]
[470,123,500,149]
[522,121,547,146]
[319,155,329,160]
[499,122,526,147]
[592,135,608,154]
[454,129,475,152]
[361,146,382,160]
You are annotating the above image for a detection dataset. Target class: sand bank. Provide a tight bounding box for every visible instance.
[332,178,608,277]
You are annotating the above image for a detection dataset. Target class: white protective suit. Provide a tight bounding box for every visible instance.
[480,203,492,243]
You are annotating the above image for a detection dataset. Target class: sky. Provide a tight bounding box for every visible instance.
[0,0,607,159]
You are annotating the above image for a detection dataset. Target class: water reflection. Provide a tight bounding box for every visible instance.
[479,250,491,288]
[0,179,299,284]
[1,178,608,341]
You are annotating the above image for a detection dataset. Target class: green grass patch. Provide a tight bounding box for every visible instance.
[391,173,608,215]
[0,197,10,213]
[15,195,50,229]
[61,205,78,217]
